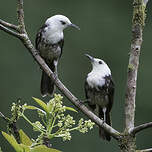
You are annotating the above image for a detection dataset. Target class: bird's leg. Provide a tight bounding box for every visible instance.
[54,60,58,73]
[79,98,91,104]
[53,60,58,80]
[83,98,91,103]
[102,107,107,123]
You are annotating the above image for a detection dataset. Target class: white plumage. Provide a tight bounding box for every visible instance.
[84,54,114,141]
[87,58,111,89]
[43,15,72,44]
[36,14,79,97]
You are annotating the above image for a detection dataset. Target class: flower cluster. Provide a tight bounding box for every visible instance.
[11,94,95,144]
[33,121,45,132]
[11,100,27,121]
[77,118,95,133]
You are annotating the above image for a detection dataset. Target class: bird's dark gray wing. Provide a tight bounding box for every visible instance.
[108,77,114,112]
[84,79,89,100]
[98,75,114,141]
[35,24,47,50]
[99,75,115,112]
[35,24,64,97]
[57,39,64,58]
[84,78,96,111]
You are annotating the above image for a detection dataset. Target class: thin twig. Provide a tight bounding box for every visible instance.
[130,122,152,135]
[17,0,26,34]
[0,112,9,122]
[0,24,22,39]
[141,148,152,152]
[136,148,152,152]
[0,19,19,32]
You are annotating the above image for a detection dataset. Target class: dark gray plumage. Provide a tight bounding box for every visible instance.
[84,54,115,141]
[35,15,79,97]
[36,25,64,96]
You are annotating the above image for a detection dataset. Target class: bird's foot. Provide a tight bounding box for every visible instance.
[99,118,105,125]
[79,99,90,104]
[102,119,105,124]
[53,73,58,81]
[33,50,39,56]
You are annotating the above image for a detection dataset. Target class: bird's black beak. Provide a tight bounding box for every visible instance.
[85,54,94,62]
[69,23,80,30]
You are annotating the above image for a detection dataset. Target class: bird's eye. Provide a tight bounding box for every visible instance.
[60,21,66,25]
[98,61,102,64]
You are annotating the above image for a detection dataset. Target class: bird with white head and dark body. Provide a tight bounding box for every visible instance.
[35,15,80,97]
[84,54,115,141]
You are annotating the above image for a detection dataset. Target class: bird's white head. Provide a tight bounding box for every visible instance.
[85,54,111,76]
[45,15,80,32]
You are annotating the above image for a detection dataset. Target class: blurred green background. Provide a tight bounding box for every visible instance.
[0,0,152,151]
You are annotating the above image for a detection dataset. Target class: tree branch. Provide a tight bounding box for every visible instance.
[17,0,26,34]
[122,0,149,151]
[136,148,152,152]
[21,34,121,140]
[0,19,19,32]
[143,0,149,5]
[0,24,22,39]
[0,112,9,122]
[130,122,152,135]
[125,0,147,132]
[0,0,121,140]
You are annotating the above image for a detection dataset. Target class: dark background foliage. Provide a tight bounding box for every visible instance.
[0,0,152,151]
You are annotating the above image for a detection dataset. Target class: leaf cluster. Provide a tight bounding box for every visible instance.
[1,94,95,152]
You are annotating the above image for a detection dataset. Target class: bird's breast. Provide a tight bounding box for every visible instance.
[94,94,109,107]
[44,30,63,44]
[38,43,61,61]
[87,74,105,89]
[88,89,109,108]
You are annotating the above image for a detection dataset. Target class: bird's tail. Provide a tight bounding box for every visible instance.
[99,108,111,141]
[40,60,56,97]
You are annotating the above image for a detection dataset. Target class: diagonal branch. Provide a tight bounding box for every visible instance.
[130,122,152,135]
[0,19,19,32]
[21,34,121,140]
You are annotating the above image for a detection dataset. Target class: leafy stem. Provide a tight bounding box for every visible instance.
[48,112,58,134]
[22,113,45,133]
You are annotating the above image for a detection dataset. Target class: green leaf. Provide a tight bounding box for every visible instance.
[46,102,54,113]
[30,145,61,152]
[2,131,23,152]
[65,106,77,113]
[19,144,30,152]
[0,147,3,152]
[19,130,32,146]
[24,105,38,110]
[32,97,48,113]
[24,105,46,114]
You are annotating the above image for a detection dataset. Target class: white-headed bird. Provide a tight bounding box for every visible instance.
[36,15,80,97]
[84,54,115,141]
